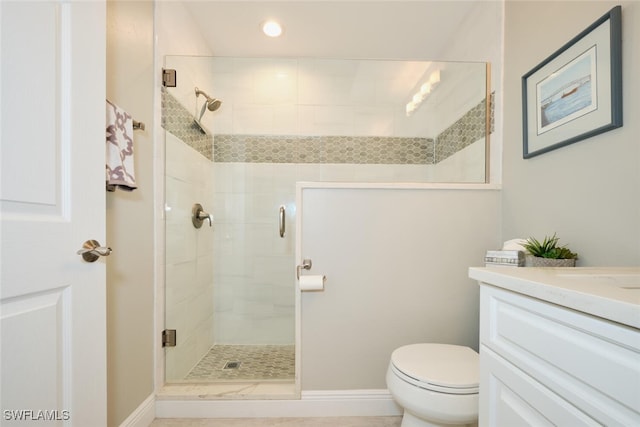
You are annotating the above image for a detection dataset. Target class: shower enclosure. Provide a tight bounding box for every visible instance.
[162,56,299,388]
[162,55,490,391]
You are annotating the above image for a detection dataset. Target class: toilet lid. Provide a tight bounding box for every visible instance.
[391,343,479,393]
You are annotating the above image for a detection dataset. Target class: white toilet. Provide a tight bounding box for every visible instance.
[386,343,479,427]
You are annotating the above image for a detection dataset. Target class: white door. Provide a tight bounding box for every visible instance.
[1,1,106,425]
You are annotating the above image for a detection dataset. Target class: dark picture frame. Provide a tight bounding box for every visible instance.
[522,6,622,159]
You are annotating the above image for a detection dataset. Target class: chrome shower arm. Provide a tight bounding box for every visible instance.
[195,86,222,112]
[195,87,210,100]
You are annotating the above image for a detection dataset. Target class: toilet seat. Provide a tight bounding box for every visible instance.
[390,343,479,395]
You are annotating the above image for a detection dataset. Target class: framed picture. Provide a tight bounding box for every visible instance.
[522,6,622,158]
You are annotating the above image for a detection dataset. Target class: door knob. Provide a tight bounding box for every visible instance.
[77,240,112,262]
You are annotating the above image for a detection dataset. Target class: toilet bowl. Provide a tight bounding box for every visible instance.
[386,343,479,427]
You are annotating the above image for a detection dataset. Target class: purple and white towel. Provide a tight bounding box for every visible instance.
[106,100,137,191]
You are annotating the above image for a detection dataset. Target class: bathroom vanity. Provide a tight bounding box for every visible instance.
[469,267,640,426]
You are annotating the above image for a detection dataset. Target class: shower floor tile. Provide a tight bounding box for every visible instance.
[185,345,295,381]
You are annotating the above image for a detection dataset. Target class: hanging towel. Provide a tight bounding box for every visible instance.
[106,100,137,191]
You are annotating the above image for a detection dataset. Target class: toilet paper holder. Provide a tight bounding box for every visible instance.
[296,259,312,280]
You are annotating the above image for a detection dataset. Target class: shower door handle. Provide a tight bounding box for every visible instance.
[279,205,286,238]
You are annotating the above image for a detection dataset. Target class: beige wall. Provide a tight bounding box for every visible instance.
[502,1,640,266]
[106,1,155,425]
[300,186,501,390]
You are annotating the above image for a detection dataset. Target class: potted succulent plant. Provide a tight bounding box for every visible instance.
[522,233,578,267]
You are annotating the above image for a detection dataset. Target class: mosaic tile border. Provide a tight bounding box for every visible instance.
[162,87,494,165]
[436,93,494,162]
[213,93,494,164]
[161,88,213,161]
[214,135,434,165]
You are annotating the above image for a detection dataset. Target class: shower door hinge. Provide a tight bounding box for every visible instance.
[162,329,177,347]
[162,69,177,88]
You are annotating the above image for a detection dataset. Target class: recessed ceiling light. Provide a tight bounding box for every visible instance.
[262,20,283,38]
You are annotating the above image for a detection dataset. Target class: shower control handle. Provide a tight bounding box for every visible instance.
[279,205,286,238]
[192,203,213,228]
[198,211,213,226]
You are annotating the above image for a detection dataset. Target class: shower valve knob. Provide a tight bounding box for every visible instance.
[192,203,213,228]
[198,211,213,226]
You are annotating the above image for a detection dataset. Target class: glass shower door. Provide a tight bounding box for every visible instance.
[162,54,297,385]
[207,161,297,382]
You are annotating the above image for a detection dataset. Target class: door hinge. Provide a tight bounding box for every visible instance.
[162,69,177,87]
[162,329,177,347]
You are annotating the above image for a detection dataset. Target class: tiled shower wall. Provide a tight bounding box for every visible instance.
[212,94,491,166]
[164,130,215,381]
[162,87,492,168]
[162,87,213,160]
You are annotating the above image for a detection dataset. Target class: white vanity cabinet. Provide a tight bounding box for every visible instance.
[469,267,640,426]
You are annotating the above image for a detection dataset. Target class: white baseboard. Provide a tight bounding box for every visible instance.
[119,394,156,427]
[155,389,402,419]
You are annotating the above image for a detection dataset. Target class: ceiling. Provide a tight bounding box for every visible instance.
[182,1,482,60]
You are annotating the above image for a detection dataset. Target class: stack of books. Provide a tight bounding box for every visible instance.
[484,250,525,267]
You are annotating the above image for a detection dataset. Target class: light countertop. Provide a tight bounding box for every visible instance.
[468,266,640,329]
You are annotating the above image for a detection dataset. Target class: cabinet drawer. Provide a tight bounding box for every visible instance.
[480,285,640,425]
[481,346,600,426]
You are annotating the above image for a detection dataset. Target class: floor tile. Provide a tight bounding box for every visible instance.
[185,345,295,381]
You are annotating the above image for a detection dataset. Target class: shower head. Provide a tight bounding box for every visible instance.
[195,87,222,112]
[207,98,222,112]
